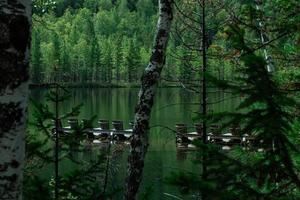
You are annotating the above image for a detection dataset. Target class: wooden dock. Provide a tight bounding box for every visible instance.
[175,123,260,150]
[53,119,133,141]
[52,119,260,149]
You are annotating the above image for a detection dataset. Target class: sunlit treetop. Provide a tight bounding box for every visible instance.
[33,0,57,15]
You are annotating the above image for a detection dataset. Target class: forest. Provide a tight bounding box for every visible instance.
[31,0,157,85]
[0,0,300,200]
[30,0,238,86]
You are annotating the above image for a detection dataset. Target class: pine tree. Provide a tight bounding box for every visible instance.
[102,41,113,83]
[113,37,123,83]
[117,0,130,15]
[179,48,193,84]
[125,38,141,83]
[51,33,61,81]
[136,0,156,19]
[94,40,104,82]
[59,41,71,82]
[31,28,43,83]
[91,38,101,82]
[168,22,300,200]
[85,16,97,82]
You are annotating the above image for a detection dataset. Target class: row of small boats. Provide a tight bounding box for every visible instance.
[54,119,133,140]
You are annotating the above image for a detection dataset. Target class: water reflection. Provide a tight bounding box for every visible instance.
[28,87,239,199]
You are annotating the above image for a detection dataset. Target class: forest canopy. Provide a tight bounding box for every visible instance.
[31,0,300,88]
[31,0,158,85]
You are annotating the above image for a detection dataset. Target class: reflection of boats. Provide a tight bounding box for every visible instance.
[175,124,202,143]
[92,139,131,146]
[53,119,133,141]
[175,123,260,151]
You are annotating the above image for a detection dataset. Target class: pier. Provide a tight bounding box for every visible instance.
[175,123,260,150]
[53,119,260,149]
[53,119,134,141]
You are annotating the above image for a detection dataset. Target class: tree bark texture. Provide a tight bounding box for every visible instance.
[254,0,275,73]
[124,0,174,199]
[0,0,31,199]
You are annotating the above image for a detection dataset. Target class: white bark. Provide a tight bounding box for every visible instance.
[124,0,174,199]
[254,0,275,73]
[0,0,31,199]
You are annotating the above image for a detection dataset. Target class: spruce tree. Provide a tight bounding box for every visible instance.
[31,28,43,83]
[125,38,141,83]
[179,48,193,84]
[51,33,61,81]
[102,41,114,83]
[59,41,71,82]
[113,37,123,83]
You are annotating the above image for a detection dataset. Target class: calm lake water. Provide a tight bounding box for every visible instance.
[28,87,239,199]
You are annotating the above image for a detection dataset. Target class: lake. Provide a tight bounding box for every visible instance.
[28,87,239,199]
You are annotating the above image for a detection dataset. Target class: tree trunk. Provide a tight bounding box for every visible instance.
[254,0,275,73]
[124,0,174,199]
[0,0,31,199]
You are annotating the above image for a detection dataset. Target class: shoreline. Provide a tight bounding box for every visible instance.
[29,82,181,89]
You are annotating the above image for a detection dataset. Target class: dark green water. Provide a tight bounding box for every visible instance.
[28,87,239,199]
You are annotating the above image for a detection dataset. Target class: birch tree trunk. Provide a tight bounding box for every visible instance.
[254,0,275,73]
[124,0,174,199]
[0,0,31,199]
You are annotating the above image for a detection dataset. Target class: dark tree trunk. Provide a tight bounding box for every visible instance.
[0,0,31,199]
[124,0,174,199]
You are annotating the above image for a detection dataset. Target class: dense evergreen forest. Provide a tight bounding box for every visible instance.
[31,0,159,84]
[31,0,300,87]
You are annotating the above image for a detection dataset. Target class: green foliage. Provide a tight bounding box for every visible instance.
[31,0,158,85]
[179,48,194,84]
[33,0,57,15]
[54,155,106,200]
[166,1,300,199]
[125,38,141,83]
[24,175,52,200]
[166,171,202,194]
[31,0,299,88]
[25,85,120,199]
[31,28,43,83]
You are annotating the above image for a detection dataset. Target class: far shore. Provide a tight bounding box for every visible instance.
[29,82,182,89]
